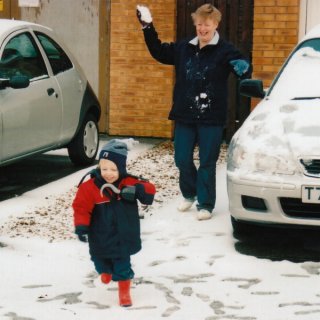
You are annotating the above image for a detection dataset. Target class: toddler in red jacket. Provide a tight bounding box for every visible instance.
[72,139,156,307]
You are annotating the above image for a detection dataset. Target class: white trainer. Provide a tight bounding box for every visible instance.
[177,198,195,212]
[197,209,212,221]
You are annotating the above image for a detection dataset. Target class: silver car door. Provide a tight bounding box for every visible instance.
[0,31,62,162]
[35,32,84,140]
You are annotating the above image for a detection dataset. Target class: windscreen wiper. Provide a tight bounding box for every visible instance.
[292,96,320,100]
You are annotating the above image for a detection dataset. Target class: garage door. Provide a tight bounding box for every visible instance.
[0,0,20,19]
[299,0,320,39]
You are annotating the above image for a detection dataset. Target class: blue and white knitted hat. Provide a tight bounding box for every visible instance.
[99,139,128,175]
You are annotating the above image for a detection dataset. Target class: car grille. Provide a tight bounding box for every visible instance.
[280,197,320,219]
[300,158,320,178]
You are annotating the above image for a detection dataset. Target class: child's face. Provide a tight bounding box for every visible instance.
[99,159,119,183]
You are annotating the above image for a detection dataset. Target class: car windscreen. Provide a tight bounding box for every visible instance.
[267,38,320,100]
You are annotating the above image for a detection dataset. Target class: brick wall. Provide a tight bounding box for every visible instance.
[252,0,300,107]
[109,0,176,138]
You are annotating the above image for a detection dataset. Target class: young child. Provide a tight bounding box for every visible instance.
[72,139,156,307]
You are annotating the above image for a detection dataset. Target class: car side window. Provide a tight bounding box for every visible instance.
[35,32,73,75]
[0,32,48,80]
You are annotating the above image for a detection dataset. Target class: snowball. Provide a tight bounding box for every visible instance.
[137,4,153,23]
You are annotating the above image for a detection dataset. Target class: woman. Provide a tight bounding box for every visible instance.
[137,4,251,220]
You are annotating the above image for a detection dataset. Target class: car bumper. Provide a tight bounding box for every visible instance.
[227,171,320,227]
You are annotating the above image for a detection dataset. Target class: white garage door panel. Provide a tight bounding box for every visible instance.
[300,0,320,39]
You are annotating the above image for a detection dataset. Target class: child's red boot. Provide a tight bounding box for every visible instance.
[101,273,112,284]
[118,280,132,307]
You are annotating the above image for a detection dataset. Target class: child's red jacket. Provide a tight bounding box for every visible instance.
[73,172,156,258]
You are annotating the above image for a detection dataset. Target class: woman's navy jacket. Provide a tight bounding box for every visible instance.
[143,23,252,125]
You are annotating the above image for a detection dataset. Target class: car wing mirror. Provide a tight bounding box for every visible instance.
[239,79,265,99]
[0,75,30,90]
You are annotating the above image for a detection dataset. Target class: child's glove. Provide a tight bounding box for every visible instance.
[136,5,152,28]
[135,183,145,199]
[230,59,250,77]
[121,184,146,202]
[75,226,89,242]
[121,186,137,202]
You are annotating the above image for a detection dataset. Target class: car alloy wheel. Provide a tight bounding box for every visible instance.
[83,120,99,158]
[68,113,99,166]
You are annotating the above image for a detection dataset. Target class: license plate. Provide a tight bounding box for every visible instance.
[302,185,320,203]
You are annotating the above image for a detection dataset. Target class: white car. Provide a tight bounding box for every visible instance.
[227,24,320,236]
[0,19,100,166]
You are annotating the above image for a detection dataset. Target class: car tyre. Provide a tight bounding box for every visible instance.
[68,113,99,166]
[231,216,257,240]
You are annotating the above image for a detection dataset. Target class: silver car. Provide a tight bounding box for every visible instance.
[227,24,320,236]
[0,19,100,166]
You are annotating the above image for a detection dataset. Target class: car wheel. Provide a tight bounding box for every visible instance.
[68,113,99,166]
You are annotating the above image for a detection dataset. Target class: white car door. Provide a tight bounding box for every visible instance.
[0,31,62,162]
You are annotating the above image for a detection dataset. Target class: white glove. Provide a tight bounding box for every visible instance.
[136,4,152,27]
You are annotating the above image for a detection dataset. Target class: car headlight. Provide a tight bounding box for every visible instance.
[227,141,247,172]
[254,153,295,174]
[227,139,296,175]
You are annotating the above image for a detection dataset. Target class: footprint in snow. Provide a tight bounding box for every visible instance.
[149,260,167,266]
[83,271,98,288]
[222,277,261,289]
[86,301,110,309]
[206,255,224,266]
[22,284,52,289]
[301,262,320,275]
[4,312,35,320]
[161,305,180,317]
[154,283,180,305]
[167,273,215,283]
[37,292,82,304]
[181,287,193,296]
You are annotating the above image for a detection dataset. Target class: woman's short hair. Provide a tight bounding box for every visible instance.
[191,4,222,23]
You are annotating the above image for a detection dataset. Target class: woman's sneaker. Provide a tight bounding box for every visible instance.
[177,198,195,212]
[197,209,212,221]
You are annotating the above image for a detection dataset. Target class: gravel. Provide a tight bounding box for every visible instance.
[1,141,227,242]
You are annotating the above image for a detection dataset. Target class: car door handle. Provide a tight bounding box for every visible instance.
[47,88,58,98]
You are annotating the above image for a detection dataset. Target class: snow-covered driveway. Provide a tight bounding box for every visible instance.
[0,139,319,320]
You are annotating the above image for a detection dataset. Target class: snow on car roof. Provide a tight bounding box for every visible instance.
[0,19,51,34]
[0,19,33,32]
